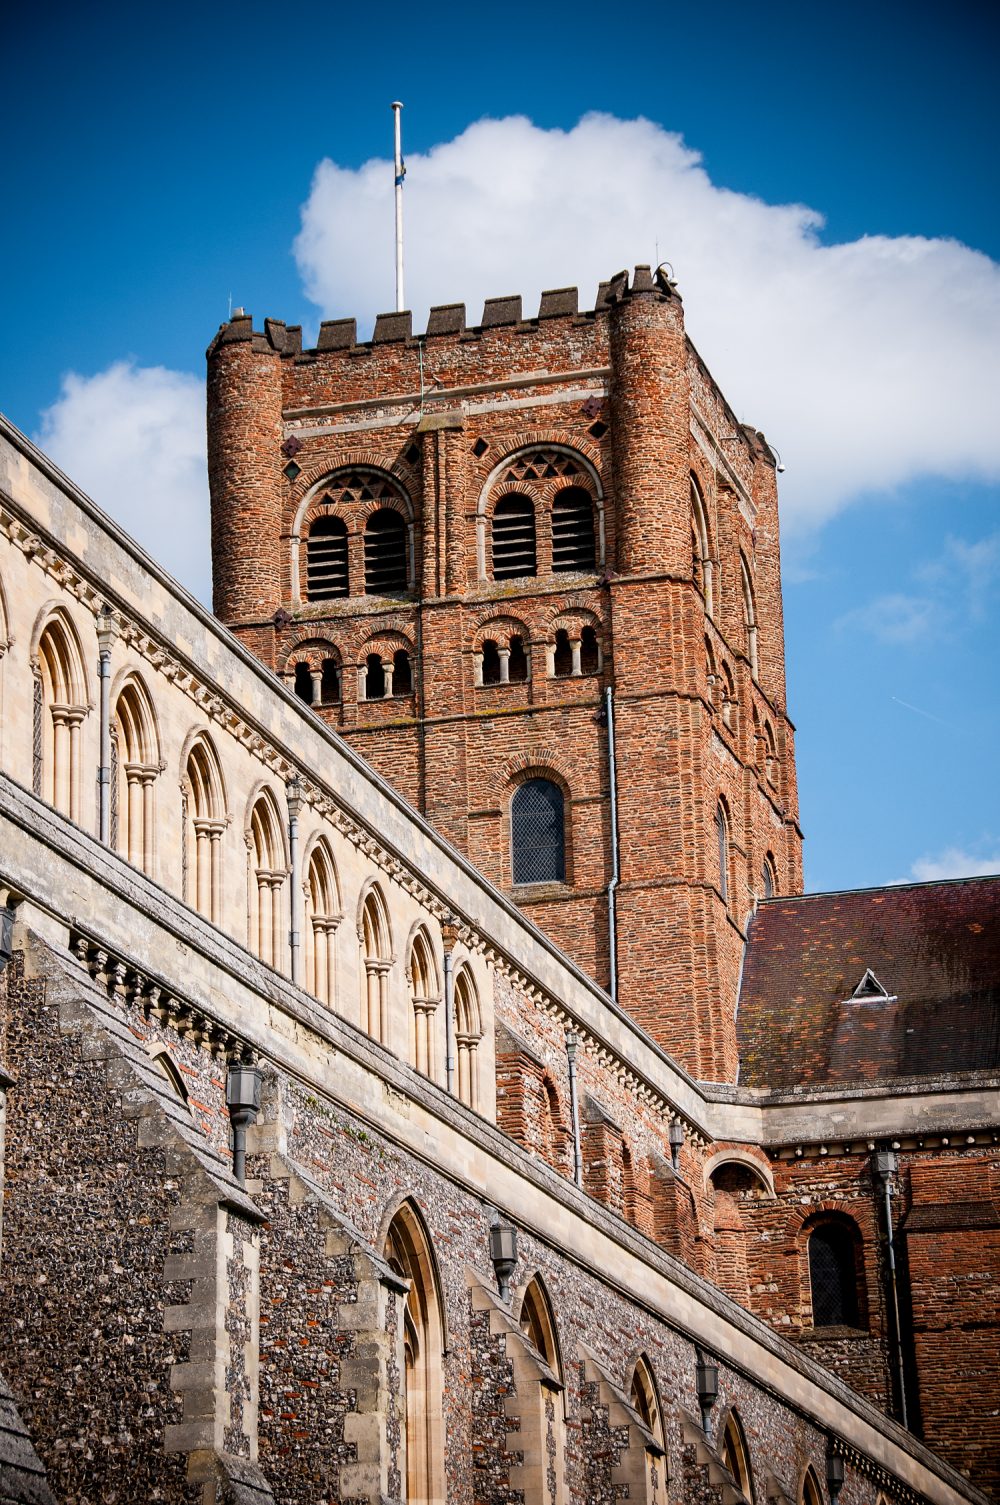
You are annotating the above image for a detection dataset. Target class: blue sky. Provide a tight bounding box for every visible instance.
[4,0,999,893]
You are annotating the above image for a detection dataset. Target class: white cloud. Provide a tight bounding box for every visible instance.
[295,113,1000,534]
[35,362,210,605]
[894,846,1000,883]
[835,592,939,645]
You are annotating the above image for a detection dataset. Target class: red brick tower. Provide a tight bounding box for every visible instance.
[207,269,803,1080]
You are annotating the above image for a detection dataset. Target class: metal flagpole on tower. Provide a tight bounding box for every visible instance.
[392,101,405,312]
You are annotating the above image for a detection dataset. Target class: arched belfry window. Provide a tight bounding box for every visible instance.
[551,486,596,572]
[365,507,408,594]
[307,515,349,600]
[511,778,565,884]
[492,495,537,579]
[808,1220,862,1327]
[384,1204,445,1505]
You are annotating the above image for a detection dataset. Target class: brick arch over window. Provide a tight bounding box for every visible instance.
[472,614,532,686]
[477,442,605,580]
[283,639,343,708]
[111,670,161,874]
[382,1199,447,1505]
[290,465,415,604]
[357,631,415,701]
[547,608,604,679]
[30,604,91,819]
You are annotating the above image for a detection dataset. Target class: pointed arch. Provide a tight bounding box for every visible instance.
[453,964,482,1111]
[31,606,90,820]
[407,925,441,1079]
[303,835,341,1006]
[800,1465,823,1505]
[691,474,714,613]
[382,1200,446,1505]
[181,731,227,923]
[761,852,778,901]
[720,1409,753,1501]
[245,786,288,969]
[629,1354,667,1504]
[517,1273,567,1500]
[111,671,160,873]
[740,554,759,678]
[517,1273,563,1381]
[359,881,393,1042]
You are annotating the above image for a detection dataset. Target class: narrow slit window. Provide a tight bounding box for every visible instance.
[551,486,596,573]
[553,629,572,678]
[715,804,729,905]
[365,508,408,594]
[307,515,349,600]
[580,626,599,675]
[492,495,536,579]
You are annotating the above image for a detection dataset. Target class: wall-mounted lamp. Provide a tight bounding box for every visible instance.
[226,1058,262,1185]
[695,1349,719,1435]
[488,1216,518,1304]
[668,1120,685,1172]
[826,1439,845,1503]
[285,773,304,819]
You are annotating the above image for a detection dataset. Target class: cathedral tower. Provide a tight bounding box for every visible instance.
[207,268,802,1080]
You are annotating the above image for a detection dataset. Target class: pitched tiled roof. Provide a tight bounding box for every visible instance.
[737,876,1000,1088]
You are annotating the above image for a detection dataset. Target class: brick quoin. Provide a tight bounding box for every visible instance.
[206,269,804,1083]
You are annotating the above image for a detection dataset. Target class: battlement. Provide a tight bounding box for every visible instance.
[207,264,680,361]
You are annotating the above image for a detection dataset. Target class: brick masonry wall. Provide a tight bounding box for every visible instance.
[206,271,803,1084]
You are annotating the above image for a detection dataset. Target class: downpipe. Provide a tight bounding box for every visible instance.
[604,686,620,1003]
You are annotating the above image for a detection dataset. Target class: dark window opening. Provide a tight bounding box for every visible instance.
[473,437,489,458]
[588,419,608,440]
[580,626,599,675]
[293,662,314,704]
[365,652,386,700]
[508,634,528,682]
[481,638,501,685]
[364,508,408,595]
[512,778,566,884]
[405,443,420,466]
[307,515,349,600]
[392,648,412,696]
[320,658,340,704]
[762,859,775,899]
[492,495,536,579]
[809,1224,860,1327]
[553,629,572,678]
[552,486,596,573]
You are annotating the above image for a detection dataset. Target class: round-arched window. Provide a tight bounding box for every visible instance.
[511,778,565,884]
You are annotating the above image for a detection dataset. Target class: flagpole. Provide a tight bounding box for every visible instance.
[392,101,405,312]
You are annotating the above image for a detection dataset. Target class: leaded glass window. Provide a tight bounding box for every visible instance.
[809,1223,860,1326]
[511,778,565,884]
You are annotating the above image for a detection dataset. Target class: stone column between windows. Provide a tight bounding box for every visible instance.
[570,638,582,677]
[498,647,510,684]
